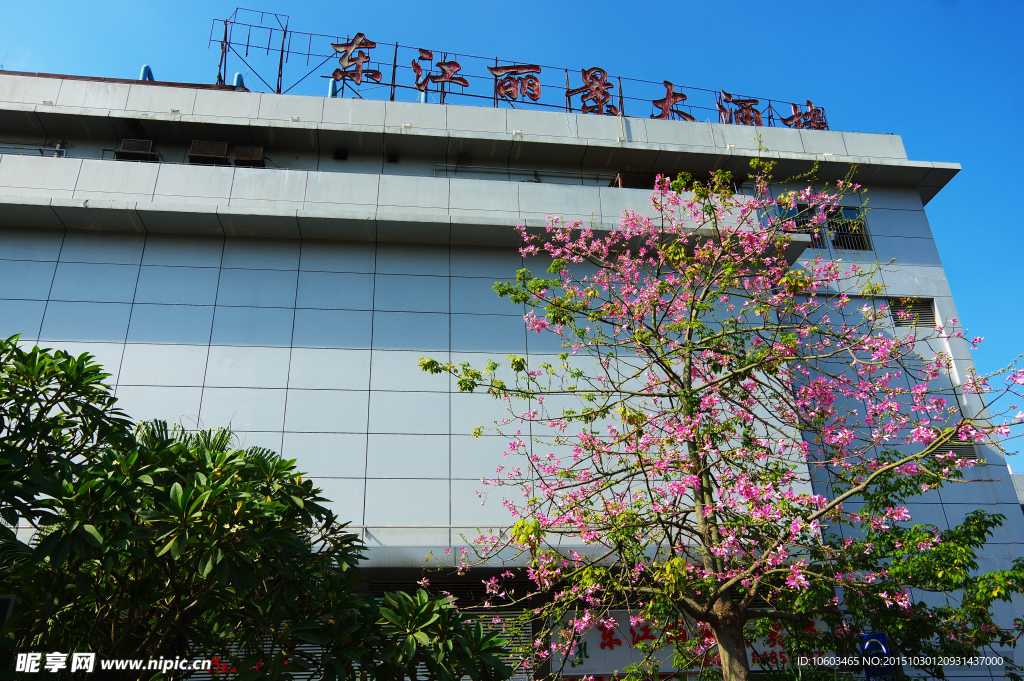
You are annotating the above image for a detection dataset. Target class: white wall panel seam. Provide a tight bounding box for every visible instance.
[69,153,85,197]
[361,239,380,539]
[279,240,304,458]
[113,233,148,394]
[196,236,228,431]
[149,166,162,203]
[448,221,453,548]
[33,227,68,344]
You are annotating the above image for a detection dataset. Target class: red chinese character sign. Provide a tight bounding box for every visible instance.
[567,67,619,115]
[597,624,623,650]
[629,624,657,647]
[717,90,763,126]
[315,33,828,129]
[553,611,821,676]
[488,64,542,102]
[412,49,469,94]
[651,81,696,122]
[432,60,469,87]
[412,49,434,91]
[781,100,828,130]
[330,33,382,85]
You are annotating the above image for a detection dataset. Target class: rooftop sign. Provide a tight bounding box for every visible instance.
[211,9,828,130]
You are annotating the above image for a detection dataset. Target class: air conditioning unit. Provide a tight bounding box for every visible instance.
[233,145,265,168]
[188,140,230,166]
[113,139,157,162]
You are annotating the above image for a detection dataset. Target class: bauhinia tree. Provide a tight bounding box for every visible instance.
[421,158,1024,681]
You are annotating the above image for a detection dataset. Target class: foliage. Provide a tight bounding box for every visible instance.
[374,589,512,681]
[0,336,132,528]
[420,158,1024,681]
[0,340,513,681]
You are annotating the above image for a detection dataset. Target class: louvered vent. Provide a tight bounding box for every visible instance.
[891,298,936,328]
[939,441,978,460]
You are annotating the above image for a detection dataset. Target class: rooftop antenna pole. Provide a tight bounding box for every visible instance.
[275,22,288,94]
[389,43,398,101]
[217,21,228,85]
[339,35,349,99]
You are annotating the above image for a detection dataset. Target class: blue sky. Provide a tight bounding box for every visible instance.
[1,0,1021,381]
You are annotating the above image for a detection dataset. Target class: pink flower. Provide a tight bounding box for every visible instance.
[786,563,810,589]
[524,310,552,333]
[910,426,937,444]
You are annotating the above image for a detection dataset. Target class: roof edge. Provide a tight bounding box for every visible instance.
[0,70,244,91]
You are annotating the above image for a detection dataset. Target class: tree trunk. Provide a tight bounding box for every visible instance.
[714,617,751,681]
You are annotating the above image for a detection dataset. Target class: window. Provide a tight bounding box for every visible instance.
[780,204,827,249]
[890,297,936,328]
[829,207,871,251]
[612,167,657,189]
[779,205,872,251]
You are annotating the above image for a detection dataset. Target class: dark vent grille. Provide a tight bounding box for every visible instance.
[939,441,978,460]
[891,298,936,328]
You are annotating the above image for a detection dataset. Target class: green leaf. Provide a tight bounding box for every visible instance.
[378,606,401,626]
[79,524,103,547]
[403,635,417,659]
[156,535,179,558]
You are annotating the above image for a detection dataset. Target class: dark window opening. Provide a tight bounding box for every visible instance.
[612,167,657,189]
[386,153,399,164]
[333,149,348,161]
[781,204,827,249]
[891,297,936,328]
[830,207,871,250]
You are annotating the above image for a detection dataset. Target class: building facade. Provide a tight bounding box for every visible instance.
[0,71,1019,677]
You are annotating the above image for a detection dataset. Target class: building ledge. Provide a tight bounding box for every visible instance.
[0,73,960,205]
